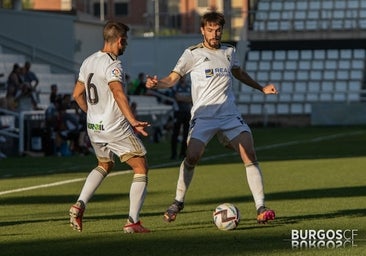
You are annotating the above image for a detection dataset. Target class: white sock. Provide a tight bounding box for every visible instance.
[175,160,195,202]
[245,162,265,210]
[129,174,148,223]
[78,166,107,205]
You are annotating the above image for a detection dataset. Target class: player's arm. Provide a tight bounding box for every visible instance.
[73,81,88,113]
[109,81,149,136]
[231,67,278,95]
[146,71,181,90]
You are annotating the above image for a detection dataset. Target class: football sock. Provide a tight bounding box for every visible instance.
[77,166,108,205]
[175,160,195,202]
[245,162,265,210]
[129,174,148,223]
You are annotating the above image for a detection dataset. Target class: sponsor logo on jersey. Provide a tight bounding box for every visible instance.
[205,69,214,78]
[111,68,121,78]
[205,67,230,78]
[87,121,105,132]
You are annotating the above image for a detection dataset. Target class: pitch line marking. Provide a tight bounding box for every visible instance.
[0,130,364,196]
[0,172,133,196]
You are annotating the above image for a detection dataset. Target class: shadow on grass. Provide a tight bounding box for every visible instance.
[0,209,167,229]
[0,228,363,256]
[268,185,366,200]
[275,208,366,225]
[187,185,366,206]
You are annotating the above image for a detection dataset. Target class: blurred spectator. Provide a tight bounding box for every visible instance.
[23,61,39,103]
[130,72,147,95]
[170,76,192,160]
[61,93,72,109]
[5,63,22,110]
[69,100,91,155]
[50,84,59,103]
[163,114,174,140]
[125,73,133,94]
[44,92,82,156]
[4,63,38,112]
[44,93,62,156]
[23,61,39,89]
[57,101,80,156]
[14,82,38,112]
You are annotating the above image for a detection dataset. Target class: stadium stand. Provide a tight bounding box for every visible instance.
[253,0,366,31]
[0,51,173,156]
[0,48,78,156]
[237,0,366,124]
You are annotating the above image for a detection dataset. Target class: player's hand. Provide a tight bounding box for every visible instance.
[132,121,150,137]
[145,75,158,89]
[262,84,278,94]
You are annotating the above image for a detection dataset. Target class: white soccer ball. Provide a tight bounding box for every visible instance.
[213,203,240,231]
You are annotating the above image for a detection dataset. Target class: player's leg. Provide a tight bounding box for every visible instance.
[179,113,190,158]
[69,142,114,231]
[111,134,150,233]
[164,138,205,222]
[164,117,218,222]
[229,132,275,223]
[177,138,205,201]
[123,155,150,233]
[170,112,181,159]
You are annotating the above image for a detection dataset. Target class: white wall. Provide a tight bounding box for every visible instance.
[122,35,201,80]
[0,9,75,70]
[73,18,202,80]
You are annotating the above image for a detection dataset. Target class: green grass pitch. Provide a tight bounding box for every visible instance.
[0,126,365,256]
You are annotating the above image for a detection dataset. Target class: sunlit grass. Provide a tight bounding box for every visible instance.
[0,126,365,256]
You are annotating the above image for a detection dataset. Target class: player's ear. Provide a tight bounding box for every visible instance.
[200,27,204,35]
[119,37,127,45]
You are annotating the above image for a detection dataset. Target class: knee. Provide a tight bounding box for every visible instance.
[185,153,199,166]
[99,161,114,173]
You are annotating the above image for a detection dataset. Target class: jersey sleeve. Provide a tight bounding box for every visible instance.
[106,61,124,84]
[172,49,194,76]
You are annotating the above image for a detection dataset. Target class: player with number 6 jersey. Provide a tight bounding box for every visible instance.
[69,21,151,233]
[79,52,132,142]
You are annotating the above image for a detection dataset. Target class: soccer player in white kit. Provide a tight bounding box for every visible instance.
[69,21,150,233]
[146,12,278,224]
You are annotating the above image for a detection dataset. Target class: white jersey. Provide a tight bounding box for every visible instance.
[78,51,130,143]
[172,43,241,119]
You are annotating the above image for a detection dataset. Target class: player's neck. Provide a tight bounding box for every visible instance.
[101,45,118,58]
[101,50,117,58]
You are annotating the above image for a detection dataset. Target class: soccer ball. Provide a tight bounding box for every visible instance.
[213,203,240,231]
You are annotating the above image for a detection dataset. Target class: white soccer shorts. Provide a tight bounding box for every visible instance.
[91,134,146,163]
[188,115,251,145]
